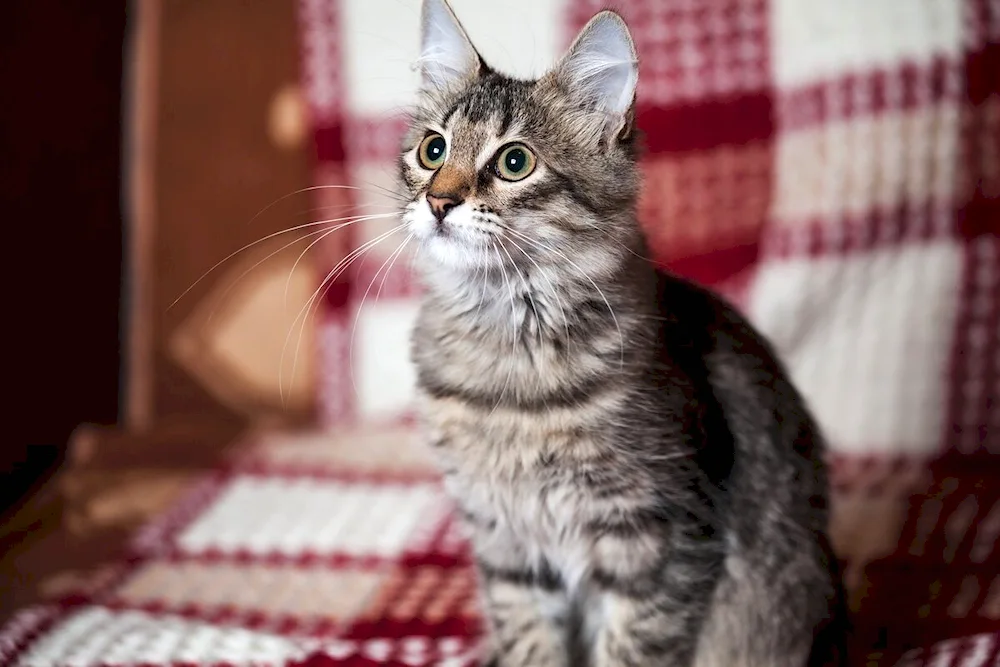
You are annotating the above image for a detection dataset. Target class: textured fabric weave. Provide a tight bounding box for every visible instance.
[3,2,995,665]
[298,0,999,657]
[304,0,998,457]
[0,429,996,666]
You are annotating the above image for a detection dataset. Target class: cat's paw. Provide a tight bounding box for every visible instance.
[476,652,499,667]
[476,641,499,667]
[476,637,503,667]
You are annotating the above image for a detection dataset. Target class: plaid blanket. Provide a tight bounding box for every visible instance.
[0,429,995,667]
[299,0,999,657]
[304,0,998,445]
[6,0,996,665]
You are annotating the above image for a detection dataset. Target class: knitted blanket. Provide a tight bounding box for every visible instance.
[300,0,999,655]
[303,0,998,447]
[6,0,996,664]
[1,429,996,666]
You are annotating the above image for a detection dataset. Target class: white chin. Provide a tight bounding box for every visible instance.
[424,234,484,271]
[406,202,495,273]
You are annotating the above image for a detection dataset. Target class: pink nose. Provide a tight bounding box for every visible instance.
[426,193,461,221]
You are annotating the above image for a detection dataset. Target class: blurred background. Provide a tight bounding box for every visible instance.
[1,0,997,664]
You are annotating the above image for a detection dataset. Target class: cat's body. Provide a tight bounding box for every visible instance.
[414,258,843,667]
[403,2,845,665]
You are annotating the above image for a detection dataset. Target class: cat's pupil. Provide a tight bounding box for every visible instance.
[505,149,526,172]
[427,136,445,160]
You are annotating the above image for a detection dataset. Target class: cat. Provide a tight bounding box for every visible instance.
[401,1,846,665]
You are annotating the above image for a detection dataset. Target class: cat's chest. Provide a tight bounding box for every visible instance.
[443,440,596,584]
[446,450,580,537]
[440,419,580,517]
[423,399,618,575]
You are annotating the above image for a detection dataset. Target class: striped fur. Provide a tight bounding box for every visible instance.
[402,2,846,665]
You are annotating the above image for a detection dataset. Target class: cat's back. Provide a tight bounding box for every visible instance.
[654,269,820,447]
[656,272,845,667]
[654,270,782,375]
[653,269,828,519]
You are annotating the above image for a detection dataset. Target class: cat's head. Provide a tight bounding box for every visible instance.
[400,0,641,281]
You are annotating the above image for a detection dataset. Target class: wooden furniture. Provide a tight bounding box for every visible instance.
[125,0,317,433]
[2,0,320,622]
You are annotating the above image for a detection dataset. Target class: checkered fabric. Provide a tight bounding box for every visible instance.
[1,430,481,667]
[2,2,995,665]
[303,0,998,456]
[299,0,999,653]
[0,429,996,667]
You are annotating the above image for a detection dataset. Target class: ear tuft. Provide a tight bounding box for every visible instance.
[554,11,638,117]
[417,0,480,91]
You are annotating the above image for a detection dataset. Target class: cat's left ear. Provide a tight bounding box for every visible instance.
[551,11,638,137]
[417,0,482,92]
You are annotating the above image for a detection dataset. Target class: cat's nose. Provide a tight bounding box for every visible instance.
[426,193,462,222]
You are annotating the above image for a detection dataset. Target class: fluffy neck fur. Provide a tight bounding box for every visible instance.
[423,231,653,340]
[413,240,662,411]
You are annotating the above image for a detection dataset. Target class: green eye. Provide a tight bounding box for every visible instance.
[418,133,447,170]
[495,143,536,181]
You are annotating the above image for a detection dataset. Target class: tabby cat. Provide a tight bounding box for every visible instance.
[402,1,845,665]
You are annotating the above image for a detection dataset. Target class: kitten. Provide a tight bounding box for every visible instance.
[401,1,846,665]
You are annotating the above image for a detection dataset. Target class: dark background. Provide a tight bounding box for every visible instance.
[1,2,127,514]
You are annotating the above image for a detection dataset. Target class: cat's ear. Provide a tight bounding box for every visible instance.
[417,0,481,91]
[552,11,638,130]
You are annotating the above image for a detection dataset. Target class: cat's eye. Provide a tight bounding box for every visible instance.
[494,144,536,182]
[418,133,447,170]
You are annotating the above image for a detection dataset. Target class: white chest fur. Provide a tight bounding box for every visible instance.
[422,396,647,592]
[443,445,597,591]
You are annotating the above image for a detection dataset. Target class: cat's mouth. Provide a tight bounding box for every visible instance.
[426,220,492,252]
[431,219,450,238]
[405,199,507,268]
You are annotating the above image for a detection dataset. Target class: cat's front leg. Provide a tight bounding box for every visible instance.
[474,555,571,667]
[587,525,724,667]
[590,590,702,666]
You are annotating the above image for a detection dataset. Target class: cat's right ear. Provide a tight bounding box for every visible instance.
[551,11,638,137]
[417,0,481,92]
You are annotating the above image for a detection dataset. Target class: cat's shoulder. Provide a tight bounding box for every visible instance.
[653,269,779,364]
[654,269,746,331]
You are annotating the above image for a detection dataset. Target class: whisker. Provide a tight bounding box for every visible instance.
[279,223,406,404]
[294,201,399,218]
[357,178,410,204]
[507,238,570,346]
[169,211,398,310]
[504,227,624,369]
[498,241,540,342]
[241,184,393,229]
[376,233,412,303]
[406,237,423,274]
[489,241,519,417]
[504,235,572,350]
[347,233,413,396]
[469,255,486,322]
[278,225,401,400]
[472,249,492,323]
[204,224,334,325]
[283,212,401,305]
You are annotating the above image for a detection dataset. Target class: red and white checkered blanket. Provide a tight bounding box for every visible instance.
[297,0,999,659]
[5,0,997,664]
[0,429,996,667]
[304,0,998,452]
[2,430,480,667]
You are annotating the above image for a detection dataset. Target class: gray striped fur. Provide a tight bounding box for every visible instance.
[401,2,846,665]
